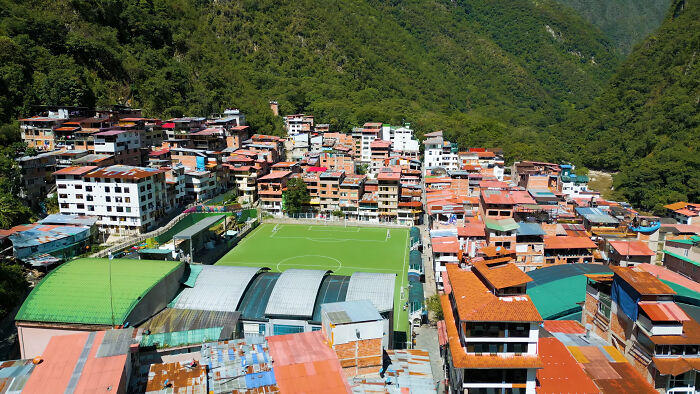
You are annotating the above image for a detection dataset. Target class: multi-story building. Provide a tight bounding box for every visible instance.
[302,172,321,208]
[19,116,66,151]
[512,161,561,191]
[93,128,142,166]
[583,267,700,393]
[224,154,268,204]
[559,164,589,197]
[662,238,700,282]
[423,131,459,173]
[318,171,345,212]
[441,263,542,393]
[356,122,382,163]
[164,164,186,209]
[319,152,355,174]
[358,192,379,223]
[432,235,460,288]
[385,123,419,156]
[54,165,168,235]
[543,235,596,265]
[480,190,516,219]
[284,114,314,136]
[664,202,700,225]
[377,169,400,222]
[369,139,392,176]
[606,239,656,267]
[184,170,217,202]
[338,175,365,221]
[514,222,545,271]
[258,171,292,215]
[484,218,518,250]
[16,151,56,205]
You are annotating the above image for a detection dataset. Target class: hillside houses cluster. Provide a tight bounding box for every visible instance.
[426,131,700,393]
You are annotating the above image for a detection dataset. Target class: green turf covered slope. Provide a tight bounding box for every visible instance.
[16,258,182,325]
[216,223,410,332]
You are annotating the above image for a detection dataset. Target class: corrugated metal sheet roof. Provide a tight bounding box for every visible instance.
[345,272,396,313]
[265,269,329,317]
[311,275,350,323]
[139,308,240,336]
[321,300,382,324]
[171,266,262,312]
[201,339,277,393]
[173,215,225,239]
[140,327,224,348]
[38,214,98,227]
[0,359,35,394]
[15,258,182,325]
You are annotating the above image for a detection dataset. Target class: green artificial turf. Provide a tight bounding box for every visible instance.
[216,223,410,332]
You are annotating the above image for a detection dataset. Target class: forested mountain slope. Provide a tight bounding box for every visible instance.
[0,0,617,141]
[558,0,699,213]
[553,0,671,54]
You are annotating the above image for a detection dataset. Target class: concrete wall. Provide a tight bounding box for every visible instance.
[125,262,185,326]
[17,325,95,359]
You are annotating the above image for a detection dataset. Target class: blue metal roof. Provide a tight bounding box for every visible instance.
[516,222,546,236]
[311,275,350,322]
[238,272,281,320]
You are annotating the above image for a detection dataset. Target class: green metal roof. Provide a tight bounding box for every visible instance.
[16,258,182,325]
[527,275,588,320]
[409,250,423,271]
[484,218,519,232]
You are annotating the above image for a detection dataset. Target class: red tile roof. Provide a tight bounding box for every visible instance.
[544,236,596,249]
[609,240,655,256]
[446,264,542,322]
[267,331,351,394]
[537,337,599,394]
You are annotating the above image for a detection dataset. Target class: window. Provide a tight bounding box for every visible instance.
[140,186,145,192]
[125,197,131,203]
[115,197,123,203]
[125,207,131,213]
[115,187,121,193]
[106,206,112,212]
[86,186,92,192]
[105,196,111,202]
[59,194,68,199]
[74,184,82,189]
[272,324,304,336]
[148,193,153,199]
[105,186,110,192]
[57,184,66,189]
[116,207,123,213]
[76,204,84,209]
[86,195,93,201]
[75,194,83,199]
[87,205,94,211]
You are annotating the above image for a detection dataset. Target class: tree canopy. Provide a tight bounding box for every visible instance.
[283,178,311,215]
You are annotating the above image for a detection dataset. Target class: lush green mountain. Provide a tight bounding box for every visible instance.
[553,0,671,54]
[559,0,700,213]
[0,0,618,141]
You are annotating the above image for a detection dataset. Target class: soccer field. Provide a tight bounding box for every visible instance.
[216,223,410,332]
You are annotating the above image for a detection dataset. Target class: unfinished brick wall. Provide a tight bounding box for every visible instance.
[610,310,632,342]
[332,338,382,377]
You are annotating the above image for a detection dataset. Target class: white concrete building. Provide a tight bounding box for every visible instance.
[423,131,459,172]
[93,128,142,166]
[284,114,314,136]
[380,123,420,155]
[54,165,168,235]
[184,170,217,202]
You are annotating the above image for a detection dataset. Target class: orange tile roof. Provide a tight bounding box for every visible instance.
[609,240,655,256]
[268,331,351,394]
[446,264,541,322]
[652,357,700,376]
[638,302,690,322]
[537,338,599,394]
[544,236,596,249]
[610,266,675,295]
[440,295,542,369]
[472,260,532,289]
